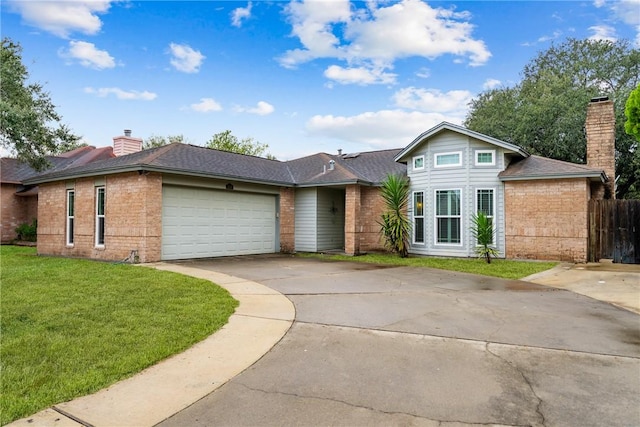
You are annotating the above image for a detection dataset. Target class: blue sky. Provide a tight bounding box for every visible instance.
[2,0,639,160]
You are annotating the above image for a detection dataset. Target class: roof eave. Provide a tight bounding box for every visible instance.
[499,172,606,182]
[23,164,296,187]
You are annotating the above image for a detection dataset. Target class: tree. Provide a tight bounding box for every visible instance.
[0,37,79,171]
[464,38,640,199]
[625,84,640,141]
[378,174,411,258]
[206,130,274,159]
[470,212,498,264]
[143,134,187,150]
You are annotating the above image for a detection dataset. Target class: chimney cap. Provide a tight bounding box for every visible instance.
[124,129,132,137]
[590,96,609,103]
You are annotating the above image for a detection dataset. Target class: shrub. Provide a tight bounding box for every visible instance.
[15,219,37,242]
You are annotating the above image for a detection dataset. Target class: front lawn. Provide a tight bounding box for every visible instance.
[0,246,238,425]
[300,252,557,280]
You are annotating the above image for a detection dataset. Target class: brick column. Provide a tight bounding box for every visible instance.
[345,184,361,255]
[279,187,295,253]
[586,98,616,199]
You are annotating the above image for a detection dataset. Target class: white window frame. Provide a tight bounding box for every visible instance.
[434,189,462,246]
[95,186,105,247]
[412,191,425,244]
[434,151,462,168]
[475,188,495,245]
[413,155,425,171]
[66,189,75,246]
[475,149,496,166]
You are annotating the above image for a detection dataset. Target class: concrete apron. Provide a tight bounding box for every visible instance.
[7,263,295,427]
[525,262,640,315]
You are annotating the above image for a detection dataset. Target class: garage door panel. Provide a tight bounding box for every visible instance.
[162,186,276,260]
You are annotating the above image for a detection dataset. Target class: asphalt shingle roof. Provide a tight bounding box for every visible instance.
[499,155,606,181]
[23,143,407,187]
[1,146,114,184]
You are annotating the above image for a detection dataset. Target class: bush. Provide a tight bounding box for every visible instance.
[15,219,37,242]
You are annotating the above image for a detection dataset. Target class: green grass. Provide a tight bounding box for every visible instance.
[299,252,558,280]
[0,246,238,425]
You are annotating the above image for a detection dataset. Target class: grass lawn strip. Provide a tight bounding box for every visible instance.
[300,252,558,280]
[0,246,238,425]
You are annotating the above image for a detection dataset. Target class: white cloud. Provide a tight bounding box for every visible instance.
[306,109,462,148]
[7,0,112,38]
[416,68,431,79]
[392,87,472,113]
[235,101,275,115]
[588,25,618,42]
[279,0,490,82]
[610,0,640,25]
[168,43,205,73]
[483,79,502,90]
[190,98,223,112]
[593,0,606,7]
[324,64,396,85]
[59,41,115,69]
[231,2,252,27]
[84,87,157,101]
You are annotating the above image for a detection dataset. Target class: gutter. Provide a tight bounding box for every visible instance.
[499,172,607,182]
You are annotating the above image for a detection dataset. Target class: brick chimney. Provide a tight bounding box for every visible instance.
[113,129,143,156]
[585,97,615,199]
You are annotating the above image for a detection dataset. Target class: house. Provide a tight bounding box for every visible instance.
[13,98,614,263]
[1,145,115,242]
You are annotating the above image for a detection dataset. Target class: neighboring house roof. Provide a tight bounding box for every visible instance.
[23,143,406,187]
[394,121,529,163]
[499,155,607,182]
[1,146,115,185]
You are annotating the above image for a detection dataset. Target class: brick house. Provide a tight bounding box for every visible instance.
[14,99,614,263]
[1,145,115,242]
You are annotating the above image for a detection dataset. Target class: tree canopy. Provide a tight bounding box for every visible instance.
[625,84,640,142]
[206,130,274,159]
[142,134,187,150]
[1,37,80,171]
[464,38,640,199]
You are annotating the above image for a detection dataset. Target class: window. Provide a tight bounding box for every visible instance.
[434,151,462,168]
[475,150,495,166]
[476,189,495,244]
[435,189,461,245]
[413,155,425,170]
[95,187,105,247]
[66,190,75,246]
[413,191,424,243]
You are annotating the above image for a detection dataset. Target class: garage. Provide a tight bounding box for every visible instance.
[162,185,277,260]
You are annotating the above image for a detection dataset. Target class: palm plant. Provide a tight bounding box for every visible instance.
[378,174,411,257]
[470,212,499,263]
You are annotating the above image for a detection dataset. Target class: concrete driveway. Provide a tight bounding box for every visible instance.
[158,255,640,427]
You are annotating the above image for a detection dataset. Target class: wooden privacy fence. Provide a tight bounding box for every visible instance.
[588,199,640,264]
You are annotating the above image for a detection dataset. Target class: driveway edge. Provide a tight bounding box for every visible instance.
[8,262,295,427]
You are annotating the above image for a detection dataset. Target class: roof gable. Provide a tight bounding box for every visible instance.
[395,122,529,163]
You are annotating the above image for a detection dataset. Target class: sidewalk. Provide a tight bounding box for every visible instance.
[7,263,295,427]
[524,262,640,314]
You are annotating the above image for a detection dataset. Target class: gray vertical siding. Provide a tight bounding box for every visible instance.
[316,188,345,250]
[407,130,506,258]
[295,188,318,252]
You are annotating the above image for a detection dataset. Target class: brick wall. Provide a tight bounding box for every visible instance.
[37,172,162,262]
[585,99,615,199]
[504,179,590,262]
[358,186,386,252]
[279,187,295,253]
[344,184,361,255]
[1,184,38,242]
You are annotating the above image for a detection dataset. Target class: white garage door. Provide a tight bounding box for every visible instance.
[162,186,277,260]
